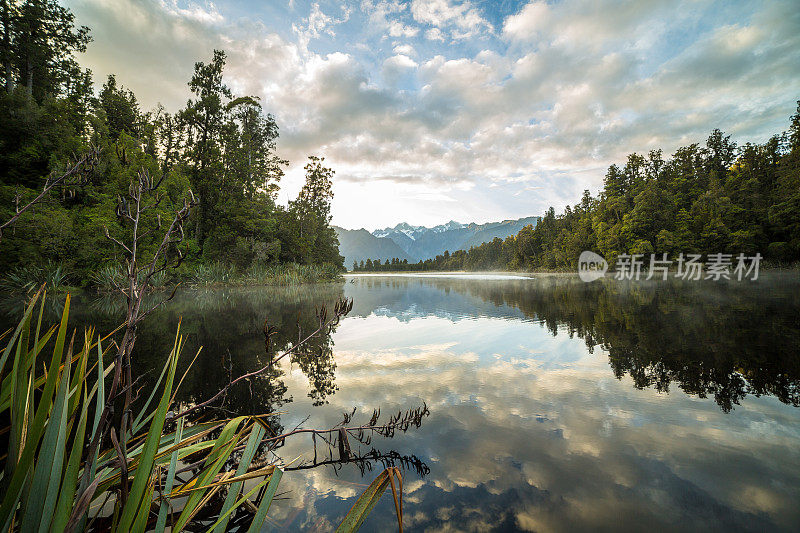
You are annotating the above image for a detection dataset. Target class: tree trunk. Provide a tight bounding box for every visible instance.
[0,0,11,93]
[26,56,32,94]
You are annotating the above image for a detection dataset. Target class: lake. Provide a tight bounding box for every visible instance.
[2,272,799,531]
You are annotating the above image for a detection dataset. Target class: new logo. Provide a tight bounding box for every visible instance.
[578,251,608,282]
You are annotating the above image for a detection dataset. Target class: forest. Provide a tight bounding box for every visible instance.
[355,106,800,272]
[0,0,344,290]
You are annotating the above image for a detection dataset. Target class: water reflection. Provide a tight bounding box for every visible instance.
[344,273,800,413]
[1,273,799,530]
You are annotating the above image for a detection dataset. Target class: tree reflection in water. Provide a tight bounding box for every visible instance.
[345,273,800,413]
[0,284,431,482]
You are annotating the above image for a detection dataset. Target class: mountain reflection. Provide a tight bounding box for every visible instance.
[2,275,800,530]
[343,273,800,412]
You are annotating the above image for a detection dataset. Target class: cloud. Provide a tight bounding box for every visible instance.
[502,0,549,39]
[424,27,445,41]
[160,0,225,26]
[392,43,416,56]
[292,2,352,51]
[263,297,800,530]
[387,19,420,38]
[410,0,493,39]
[70,0,800,229]
[384,53,418,70]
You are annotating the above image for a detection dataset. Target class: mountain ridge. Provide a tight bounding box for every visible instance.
[335,216,540,269]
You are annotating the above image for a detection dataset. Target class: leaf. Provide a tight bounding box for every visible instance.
[51,381,90,532]
[115,330,180,532]
[0,289,41,378]
[246,467,283,533]
[203,469,276,533]
[130,329,179,434]
[68,335,108,533]
[18,334,71,533]
[171,417,248,531]
[64,476,101,533]
[336,467,403,533]
[212,424,265,533]
[153,417,183,533]
[0,295,70,532]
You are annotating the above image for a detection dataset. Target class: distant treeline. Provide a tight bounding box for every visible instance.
[356,105,800,272]
[0,1,343,287]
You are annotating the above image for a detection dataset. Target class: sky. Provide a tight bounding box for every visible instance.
[67,0,800,230]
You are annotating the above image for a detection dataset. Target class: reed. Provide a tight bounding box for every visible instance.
[0,261,71,293]
[0,291,401,532]
[190,261,343,287]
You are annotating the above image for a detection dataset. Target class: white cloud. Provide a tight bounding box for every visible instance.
[292,2,351,51]
[393,43,416,56]
[502,0,550,39]
[424,27,445,41]
[387,19,420,38]
[385,53,418,70]
[159,0,224,26]
[71,0,800,229]
[410,0,492,39]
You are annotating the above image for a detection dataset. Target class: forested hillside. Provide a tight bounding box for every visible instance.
[357,107,800,272]
[334,226,414,268]
[0,0,343,288]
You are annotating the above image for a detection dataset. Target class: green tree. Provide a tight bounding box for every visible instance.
[179,49,231,252]
[280,156,342,267]
[10,0,91,100]
[98,74,140,140]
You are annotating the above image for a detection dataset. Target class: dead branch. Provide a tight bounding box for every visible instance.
[0,147,100,242]
[174,297,354,420]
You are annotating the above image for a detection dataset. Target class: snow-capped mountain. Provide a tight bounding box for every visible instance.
[374,217,539,260]
[335,216,540,268]
[373,220,466,241]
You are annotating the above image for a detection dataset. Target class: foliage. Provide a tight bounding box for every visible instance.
[356,104,800,272]
[0,2,343,285]
[189,261,237,286]
[244,261,343,285]
[0,291,404,531]
[89,262,167,293]
[190,261,343,287]
[0,259,70,292]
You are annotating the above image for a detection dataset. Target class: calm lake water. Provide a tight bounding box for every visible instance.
[2,272,799,531]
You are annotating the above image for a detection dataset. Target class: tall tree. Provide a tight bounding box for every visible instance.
[98,74,140,140]
[0,0,16,92]
[179,49,231,251]
[281,156,342,266]
[11,0,91,100]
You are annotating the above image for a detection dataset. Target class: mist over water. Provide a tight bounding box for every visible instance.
[3,273,799,531]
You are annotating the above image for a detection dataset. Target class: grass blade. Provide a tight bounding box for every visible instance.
[115,330,180,532]
[52,381,90,532]
[213,425,265,533]
[130,333,176,434]
[154,417,183,533]
[246,467,283,533]
[18,336,71,533]
[0,289,40,377]
[336,468,403,533]
[172,417,248,531]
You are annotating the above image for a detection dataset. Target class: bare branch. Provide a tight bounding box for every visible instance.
[0,147,100,242]
[175,297,353,420]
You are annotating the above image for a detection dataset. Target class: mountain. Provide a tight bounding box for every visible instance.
[371,216,540,261]
[334,227,414,269]
[336,216,540,268]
